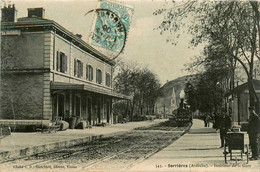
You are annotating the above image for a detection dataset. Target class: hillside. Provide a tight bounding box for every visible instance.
[155,75,197,116]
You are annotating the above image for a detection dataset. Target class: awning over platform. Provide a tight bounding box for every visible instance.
[50,82,131,100]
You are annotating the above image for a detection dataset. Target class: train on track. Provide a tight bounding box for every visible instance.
[172,98,193,127]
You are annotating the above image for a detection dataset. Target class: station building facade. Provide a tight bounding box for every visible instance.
[226,80,260,125]
[0,6,130,126]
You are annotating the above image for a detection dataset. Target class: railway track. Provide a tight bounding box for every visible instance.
[0,137,120,166]
[1,122,191,171]
[80,125,190,171]
[81,139,153,170]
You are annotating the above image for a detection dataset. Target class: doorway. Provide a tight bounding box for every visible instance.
[58,94,65,119]
[53,93,65,120]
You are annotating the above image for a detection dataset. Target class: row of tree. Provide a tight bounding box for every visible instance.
[113,61,161,121]
[155,1,260,113]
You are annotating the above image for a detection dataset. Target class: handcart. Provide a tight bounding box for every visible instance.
[223,132,249,164]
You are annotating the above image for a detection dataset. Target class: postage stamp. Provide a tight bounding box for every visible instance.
[1,0,260,172]
[89,0,134,52]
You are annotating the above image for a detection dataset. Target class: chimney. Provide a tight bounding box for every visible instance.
[28,8,45,18]
[1,4,17,22]
[76,34,82,39]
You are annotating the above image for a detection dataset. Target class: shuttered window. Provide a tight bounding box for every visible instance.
[96,69,102,84]
[80,62,83,78]
[56,51,60,71]
[86,65,93,81]
[74,59,77,76]
[74,59,83,78]
[86,64,89,80]
[56,51,67,73]
[89,65,93,81]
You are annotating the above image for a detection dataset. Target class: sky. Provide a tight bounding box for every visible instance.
[4,0,204,85]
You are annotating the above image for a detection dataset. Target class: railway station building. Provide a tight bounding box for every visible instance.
[0,5,130,127]
[226,80,260,125]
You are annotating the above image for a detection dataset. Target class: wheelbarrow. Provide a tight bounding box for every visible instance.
[223,132,249,164]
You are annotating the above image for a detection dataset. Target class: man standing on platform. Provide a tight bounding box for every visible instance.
[248,106,260,160]
[219,110,232,148]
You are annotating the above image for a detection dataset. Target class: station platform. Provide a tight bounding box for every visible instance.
[130,119,260,172]
[0,119,166,161]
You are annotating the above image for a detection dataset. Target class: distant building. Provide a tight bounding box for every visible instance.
[155,75,196,117]
[170,87,178,111]
[0,5,130,126]
[155,87,177,118]
[223,59,260,125]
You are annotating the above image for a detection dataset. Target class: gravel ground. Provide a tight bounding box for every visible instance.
[1,120,192,171]
[135,120,189,131]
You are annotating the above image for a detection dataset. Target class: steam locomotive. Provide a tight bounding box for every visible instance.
[174,98,193,127]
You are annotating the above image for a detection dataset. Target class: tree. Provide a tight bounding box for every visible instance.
[113,61,161,120]
[138,68,161,116]
[155,1,260,112]
[113,61,141,120]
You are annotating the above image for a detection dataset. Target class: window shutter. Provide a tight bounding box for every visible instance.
[90,66,93,81]
[77,60,79,77]
[100,70,102,84]
[74,59,77,77]
[108,74,111,87]
[56,51,60,71]
[106,73,108,86]
[96,69,98,83]
[61,53,65,73]
[61,54,65,73]
[86,65,89,80]
[108,74,112,87]
[65,55,67,73]
[81,63,84,77]
[78,61,81,77]
[80,62,83,77]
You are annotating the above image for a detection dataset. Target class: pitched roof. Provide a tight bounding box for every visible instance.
[1,17,116,66]
[226,79,260,96]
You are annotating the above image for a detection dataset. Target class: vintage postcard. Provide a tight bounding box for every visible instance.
[0,0,260,172]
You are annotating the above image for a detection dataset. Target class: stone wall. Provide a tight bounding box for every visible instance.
[0,73,44,119]
[1,33,44,70]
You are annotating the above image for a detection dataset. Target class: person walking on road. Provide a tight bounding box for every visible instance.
[219,110,232,148]
[214,112,221,132]
[206,115,211,127]
[203,115,207,127]
[248,106,260,160]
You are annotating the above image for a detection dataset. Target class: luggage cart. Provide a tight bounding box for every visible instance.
[223,132,249,164]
